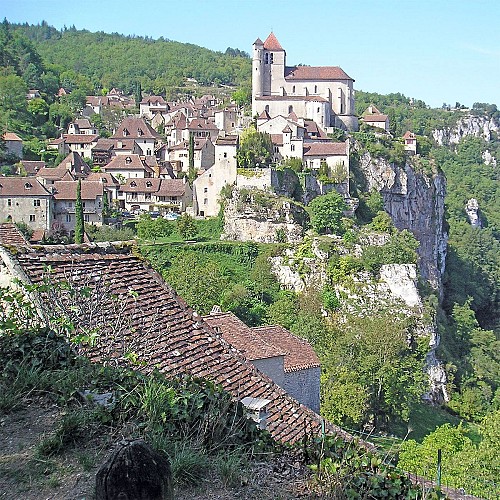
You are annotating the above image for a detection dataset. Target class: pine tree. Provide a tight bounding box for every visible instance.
[187,133,197,185]
[75,179,84,243]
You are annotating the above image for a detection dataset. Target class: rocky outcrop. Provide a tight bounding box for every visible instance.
[482,149,497,167]
[465,198,482,227]
[379,264,422,308]
[432,115,500,146]
[358,152,447,292]
[222,188,307,243]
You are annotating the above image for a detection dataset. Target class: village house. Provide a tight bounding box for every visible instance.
[52,180,105,233]
[36,152,90,187]
[86,172,121,204]
[111,117,162,157]
[67,118,98,136]
[0,233,357,445]
[252,33,358,131]
[361,105,390,132]
[214,106,241,134]
[193,135,238,217]
[49,134,99,159]
[85,95,111,114]
[91,138,116,166]
[101,154,155,180]
[119,177,192,213]
[139,95,169,119]
[403,131,417,154]
[2,132,23,159]
[19,160,45,176]
[168,137,215,173]
[0,177,53,231]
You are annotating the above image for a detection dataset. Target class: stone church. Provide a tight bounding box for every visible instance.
[252,33,358,131]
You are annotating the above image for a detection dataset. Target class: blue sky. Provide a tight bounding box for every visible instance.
[3,0,499,108]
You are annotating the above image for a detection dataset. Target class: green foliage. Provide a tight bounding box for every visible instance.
[309,191,347,235]
[74,179,84,244]
[231,86,251,107]
[280,156,303,172]
[136,214,173,242]
[85,224,135,242]
[236,126,273,168]
[14,221,34,240]
[176,213,198,240]
[369,211,394,233]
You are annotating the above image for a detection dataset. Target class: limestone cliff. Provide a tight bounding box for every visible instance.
[357,152,447,292]
[432,114,499,146]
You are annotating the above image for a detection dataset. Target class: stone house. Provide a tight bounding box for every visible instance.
[101,154,155,180]
[63,134,99,159]
[361,105,390,132]
[2,132,23,159]
[203,310,321,413]
[52,180,105,232]
[111,117,162,157]
[193,135,238,217]
[0,236,358,445]
[139,95,169,119]
[214,107,241,134]
[168,137,215,173]
[403,131,417,154]
[19,160,45,176]
[252,33,358,131]
[86,172,121,205]
[67,118,98,135]
[0,177,53,230]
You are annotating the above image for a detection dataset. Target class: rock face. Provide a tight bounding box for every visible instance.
[482,149,497,167]
[379,264,422,308]
[95,439,173,500]
[465,198,482,227]
[358,152,447,292]
[222,188,307,243]
[432,115,500,146]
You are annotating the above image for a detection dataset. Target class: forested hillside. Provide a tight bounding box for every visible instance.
[11,21,251,95]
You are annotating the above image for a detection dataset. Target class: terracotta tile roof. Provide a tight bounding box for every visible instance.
[216,135,238,146]
[20,160,45,175]
[285,66,353,81]
[361,114,388,122]
[258,109,271,120]
[141,95,167,105]
[0,223,28,246]
[86,172,120,186]
[48,137,65,146]
[0,243,356,445]
[120,178,162,193]
[288,111,299,121]
[403,131,416,139]
[203,312,286,361]
[112,139,138,151]
[263,32,284,51]
[363,105,382,115]
[270,134,284,146]
[86,96,111,106]
[303,142,347,156]
[30,229,45,243]
[63,134,99,144]
[0,177,52,197]
[56,152,91,176]
[303,120,328,139]
[2,132,22,142]
[37,166,75,181]
[53,180,104,201]
[74,118,92,129]
[156,179,187,197]
[188,118,219,131]
[252,325,320,372]
[93,139,115,152]
[112,117,161,140]
[282,125,292,133]
[102,155,154,174]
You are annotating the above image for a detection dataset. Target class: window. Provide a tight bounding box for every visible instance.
[130,181,137,187]
[29,215,35,222]
[82,202,86,209]
[314,85,318,93]
[292,85,295,93]
[84,215,90,222]
[203,187,208,193]
[265,105,269,113]
[270,53,274,64]
[204,198,208,205]
[145,193,151,200]
[274,146,279,153]
[223,152,227,158]
[67,201,73,208]
[34,199,41,207]
[291,144,295,152]
[264,53,269,64]
[66,214,71,223]
[146,181,152,187]
[7,199,11,206]
[125,156,132,164]
[288,105,293,114]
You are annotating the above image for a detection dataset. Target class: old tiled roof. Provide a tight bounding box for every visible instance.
[270,134,284,146]
[86,172,120,186]
[112,117,161,140]
[361,114,388,122]
[53,181,104,200]
[37,166,70,181]
[0,177,52,197]
[0,223,28,246]
[63,134,99,144]
[303,142,347,156]
[156,179,187,197]
[102,154,153,173]
[285,66,353,81]
[141,95,167,105]
[203,312,286,361]
[0,243,356,445]
[188,118,219,131]
[48,137,65,146]
[258,109,271,120]
[74,118,92,129]
[363,105,382,115]
[86,96,111,106]
[120,178,161,193]
[253,37,264,46]
[403,131,416,139]
[252,325,321,373]
[2,132,22,142]
[20,160,45,175]
[303,120,328,139]
[93,139,115,152]
[263,32,284,51]
[56,152,91,176]
[216,135,238,146]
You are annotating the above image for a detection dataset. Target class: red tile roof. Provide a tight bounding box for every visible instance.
[37,166,73,181]
[86,172,120,186]
[53,180,104,200]
[252,325,320,372]
[120,178,162,193]
[270,134,284,146]
[285,66,353,81]
[20,160,45,175]
[362,114,388,123]
[263,33,284,51]
[188,118,219,131]
[403,131,416,139]
[156,179,187,197]
[303,142,347,156]
[63,134,99,144]
[0,223,28,246]
[112,117,161,140]
[2,132,22,142]
[0,243,356,445]
[0,177,52,197]
[203,312,286,361]
[103,154,153,173]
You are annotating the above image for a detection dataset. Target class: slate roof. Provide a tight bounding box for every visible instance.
[0,242,356,445]
[303,142,347,156]
[252,325,321,373]
[0,223,28,246]
[285,66,353,82]
[0,177,52,197]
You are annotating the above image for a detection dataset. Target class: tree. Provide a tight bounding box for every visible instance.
[232,86,251,107]
[176,214,197,240]
[236,127,273,168]
[187,133,197,185]
[137,214,173,243]
[309,191,347,235]
[102,190,110,218]
[74,179,84,243]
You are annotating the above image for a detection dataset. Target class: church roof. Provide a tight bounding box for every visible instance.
[258,109,272,120]
[253,37,264,46]
[285,66,353,82]
[263,32,284,51]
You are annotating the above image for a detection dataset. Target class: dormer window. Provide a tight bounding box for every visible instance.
[24,182,32,190]
[123,128,129,136]
[146,181,152,187]
[130,181,137,187]
[138,128,143,136]
[125,157,132,164]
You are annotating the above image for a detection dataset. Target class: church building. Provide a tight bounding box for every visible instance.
[252,33,358,131]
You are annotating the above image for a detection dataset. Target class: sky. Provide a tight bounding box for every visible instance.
[2,0,500,108]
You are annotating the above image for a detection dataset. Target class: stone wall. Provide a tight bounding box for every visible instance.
[284,367,321,414]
